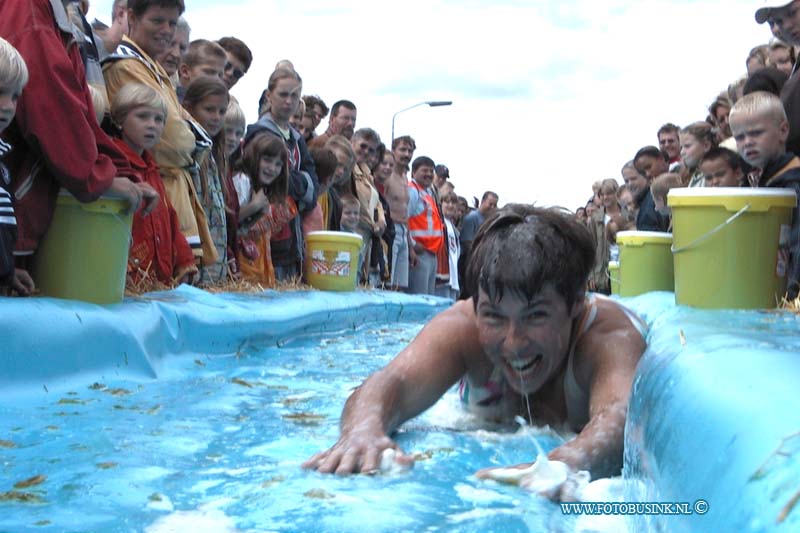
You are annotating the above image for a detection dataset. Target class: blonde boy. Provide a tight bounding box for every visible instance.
[339,193,361,234]
[110,83,196,285]
[289,98,306,131]
[729,91,800,298]
[0,37,34,294]
[224,99,246,158]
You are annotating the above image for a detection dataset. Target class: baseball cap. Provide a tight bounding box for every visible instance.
[756,2,794,24]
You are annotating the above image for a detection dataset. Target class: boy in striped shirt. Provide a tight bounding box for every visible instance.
[0,37,34,295]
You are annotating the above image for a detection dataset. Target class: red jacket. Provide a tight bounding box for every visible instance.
[0,0,132,253]
[114,140,195,284]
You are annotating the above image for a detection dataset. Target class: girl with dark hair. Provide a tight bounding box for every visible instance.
[232,134,295,287]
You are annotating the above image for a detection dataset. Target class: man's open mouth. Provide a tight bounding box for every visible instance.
[508,353,544,375]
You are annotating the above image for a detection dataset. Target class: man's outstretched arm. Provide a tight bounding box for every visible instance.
[303,302,477,474]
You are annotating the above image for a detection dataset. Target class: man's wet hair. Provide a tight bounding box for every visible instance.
[464,205,594,309]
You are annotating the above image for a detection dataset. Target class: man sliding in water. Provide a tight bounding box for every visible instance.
[303,204,647,500]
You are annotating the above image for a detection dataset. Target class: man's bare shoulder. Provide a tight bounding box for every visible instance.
[588,297,645,338]
[446,299,477,321]
[430,301,483,351]
[574,296,646,374]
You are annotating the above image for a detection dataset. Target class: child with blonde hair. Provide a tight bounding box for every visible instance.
[289,98,306,131]
[220,98,246,275]
[224,99,246,160]
[87,84,108,126]
[110,82,196,286]
[680,122,718,187]
[0,37,34,295]
[338,193,361,234]
[729,91,800,298]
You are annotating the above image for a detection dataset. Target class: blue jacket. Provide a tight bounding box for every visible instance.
[636,188,669,233]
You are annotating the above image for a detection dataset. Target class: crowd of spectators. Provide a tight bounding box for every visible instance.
[0,0,499,300]
[575,2,800,300]
[5,1,800,303]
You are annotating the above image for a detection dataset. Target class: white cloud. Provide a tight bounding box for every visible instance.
[90,0,772,209]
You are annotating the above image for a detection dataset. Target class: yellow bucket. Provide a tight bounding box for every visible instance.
[608,261,620,296]
[305,231,363,291]
[617,231,674,297]
[32,193,132,304]
[668,188,796,309]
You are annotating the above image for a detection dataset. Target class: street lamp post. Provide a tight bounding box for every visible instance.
[391,100,452,145]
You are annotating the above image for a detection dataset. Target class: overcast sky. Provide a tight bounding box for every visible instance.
[91,0,772,209]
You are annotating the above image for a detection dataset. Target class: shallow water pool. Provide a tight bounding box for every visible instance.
[0,319,590,533]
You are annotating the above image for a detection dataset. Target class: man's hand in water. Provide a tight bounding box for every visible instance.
[302,430,413,475]
[475,456,589,502]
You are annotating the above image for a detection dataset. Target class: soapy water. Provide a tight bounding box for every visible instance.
[0,321,627,533]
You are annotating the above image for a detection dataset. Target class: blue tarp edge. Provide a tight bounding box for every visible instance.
[0,285,451,398]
